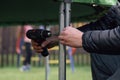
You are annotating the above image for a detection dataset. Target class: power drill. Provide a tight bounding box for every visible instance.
[26,29,52,57]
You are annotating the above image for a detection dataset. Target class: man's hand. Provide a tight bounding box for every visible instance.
[31,40,43,53]
[58,26,83,48]
[31,26,83,53]
[31,36,59,53]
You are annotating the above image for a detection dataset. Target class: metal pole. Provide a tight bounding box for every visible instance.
[64,1,71,26]
[45,56,50,80]
[40,25,50,80]
[59,2,66,80]
[59,0,71,80]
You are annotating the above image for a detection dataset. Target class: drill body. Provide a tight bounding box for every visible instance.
[26,29,52,57]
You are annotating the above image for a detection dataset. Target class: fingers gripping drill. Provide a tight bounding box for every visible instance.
[26,29,51,57]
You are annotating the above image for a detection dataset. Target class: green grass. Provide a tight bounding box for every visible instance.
[0,65,92,80]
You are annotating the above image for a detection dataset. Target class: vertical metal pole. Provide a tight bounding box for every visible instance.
[59,1,71,80]
[59,2,66,80]
[64,1,71,27]
[41,25,50,80]
[45,56,50,80]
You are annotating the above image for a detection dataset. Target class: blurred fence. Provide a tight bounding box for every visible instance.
[0,26,91,67]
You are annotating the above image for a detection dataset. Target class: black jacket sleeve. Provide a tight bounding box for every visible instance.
[82,26,120,54]
[77,3,120,32]
[81,3,120,54]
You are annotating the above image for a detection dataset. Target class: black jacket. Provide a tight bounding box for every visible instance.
[78,2,120,54]
[90,54,120,80]
[78,2,120,80]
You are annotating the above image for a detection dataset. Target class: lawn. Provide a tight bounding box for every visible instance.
[0,65,92,80]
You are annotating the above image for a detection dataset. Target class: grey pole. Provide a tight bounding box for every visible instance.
[59,2,66,80]
[41,25,50,80]
[64,1,71,26]
[59,0,71,80]
[45,56,50,80]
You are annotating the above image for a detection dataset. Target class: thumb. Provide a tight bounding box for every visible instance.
[41,40,50,48]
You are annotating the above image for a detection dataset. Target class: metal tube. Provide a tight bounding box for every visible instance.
[59,1,71,80]
[45,56,50,80]
[59,2,66,80]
